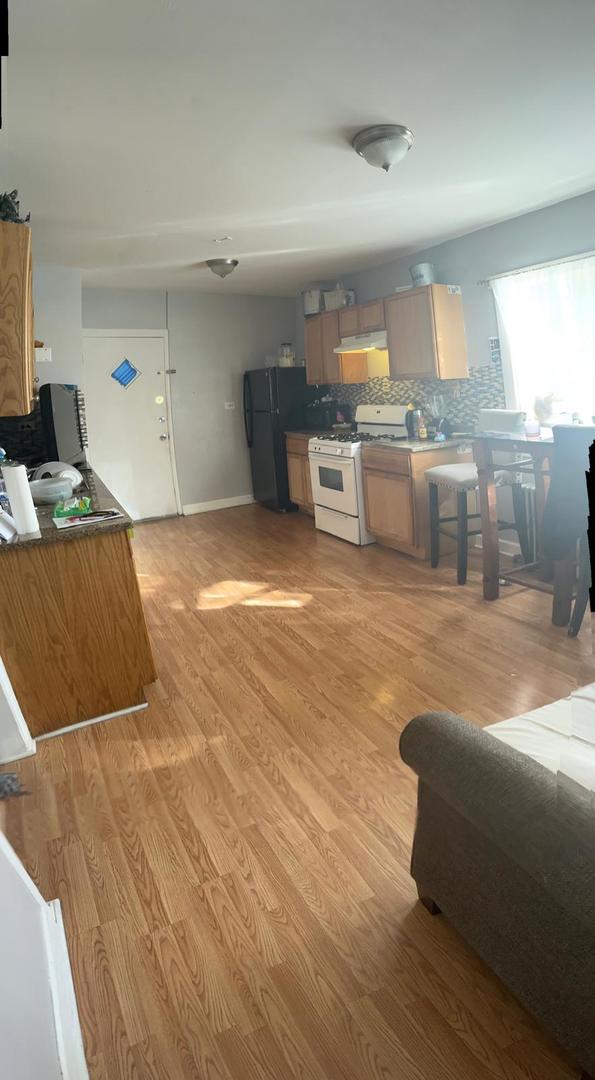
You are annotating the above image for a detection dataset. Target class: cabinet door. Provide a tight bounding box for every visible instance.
[338,353,368,384]
[363,469,414,544]
[0,223,34,416]
[359,299,385,331]
[430,285,469,378]
[321,310,340,383]
[287,452,306,505]
[302,456,314,512]
[305,316,324,385]
[385,288,436,378]
[338,305,360,337]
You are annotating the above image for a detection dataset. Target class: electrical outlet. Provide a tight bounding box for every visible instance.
[224,401,235,410]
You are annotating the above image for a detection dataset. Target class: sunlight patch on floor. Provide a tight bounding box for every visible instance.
[196,579,312,610]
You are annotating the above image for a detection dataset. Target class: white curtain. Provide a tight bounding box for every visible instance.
[492,255,595,423]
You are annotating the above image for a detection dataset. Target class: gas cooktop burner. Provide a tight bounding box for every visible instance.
[357,432,406,443]
[315,430,407,444]
[319,432,358,442]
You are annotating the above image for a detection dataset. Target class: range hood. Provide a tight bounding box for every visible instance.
[334,330,388,354]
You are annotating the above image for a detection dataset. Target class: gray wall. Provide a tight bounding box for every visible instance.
[33,265,82,384]
[82,288,295,509]
[297,188,595,370]
[82,288,166,330]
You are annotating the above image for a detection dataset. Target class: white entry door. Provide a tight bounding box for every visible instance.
[82,332,179,521]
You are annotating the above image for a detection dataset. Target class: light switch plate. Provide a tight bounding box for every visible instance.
[224,401,235,410]
[35,347,52,363]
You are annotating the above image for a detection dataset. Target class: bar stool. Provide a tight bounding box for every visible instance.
[426,463,531,585]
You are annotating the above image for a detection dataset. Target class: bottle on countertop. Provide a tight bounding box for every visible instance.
[405,404,428,440]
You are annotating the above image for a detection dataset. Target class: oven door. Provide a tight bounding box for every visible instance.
[309,452,358,516]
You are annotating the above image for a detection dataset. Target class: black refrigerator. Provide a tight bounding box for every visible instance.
[243,366,319,511]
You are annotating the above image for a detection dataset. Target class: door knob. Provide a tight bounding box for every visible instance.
[159,434,169,441]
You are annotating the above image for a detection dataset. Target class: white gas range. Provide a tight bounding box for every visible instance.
[308,404,408,545]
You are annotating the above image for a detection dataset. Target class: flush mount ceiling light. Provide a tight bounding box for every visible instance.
[352,124,414,172]
[206,258,239,279]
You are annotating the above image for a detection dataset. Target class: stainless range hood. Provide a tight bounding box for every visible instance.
[334,330,388,354]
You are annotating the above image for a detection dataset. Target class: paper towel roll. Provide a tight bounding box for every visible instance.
[2,465,39,536]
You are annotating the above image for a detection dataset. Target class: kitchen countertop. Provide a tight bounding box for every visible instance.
[286,430,467,453]
[366,437,467,453]
[0,468,132,551]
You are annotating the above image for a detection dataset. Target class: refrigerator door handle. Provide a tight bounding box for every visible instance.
[243,372,254,448]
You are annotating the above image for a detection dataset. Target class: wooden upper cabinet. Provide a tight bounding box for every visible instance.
[0,222,35,416]
[359,299,385,332]
[338,353,368,384]
[338,305,360,337]
[305,315,324,384]
[385,284,468,380]
[320,310,340,383]
[338,299,385,337]
[305,311,341,384]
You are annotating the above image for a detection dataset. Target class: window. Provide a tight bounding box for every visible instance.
[491,254,595,424]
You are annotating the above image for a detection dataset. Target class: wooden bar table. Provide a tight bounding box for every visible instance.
[473,433,553,601]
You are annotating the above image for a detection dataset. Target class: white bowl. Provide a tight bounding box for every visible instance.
[29,477,74,505]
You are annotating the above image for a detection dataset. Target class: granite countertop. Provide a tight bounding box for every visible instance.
[0,468,132,551]
[367,437,467,453]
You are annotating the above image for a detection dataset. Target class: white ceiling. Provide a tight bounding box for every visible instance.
[4,0,595,296]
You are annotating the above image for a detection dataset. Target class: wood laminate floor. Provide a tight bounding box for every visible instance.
[4,506,593,1080]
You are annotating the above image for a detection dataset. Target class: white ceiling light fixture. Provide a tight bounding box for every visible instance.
[352,124,414,172]
[206,258,239,279]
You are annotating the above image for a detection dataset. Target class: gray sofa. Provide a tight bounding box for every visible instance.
[400,710,595,1080]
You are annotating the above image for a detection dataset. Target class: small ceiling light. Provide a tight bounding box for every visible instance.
[352,124,414,172]
[206,258,239,279]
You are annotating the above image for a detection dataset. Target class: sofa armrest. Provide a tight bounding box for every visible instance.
[400,711,595,923]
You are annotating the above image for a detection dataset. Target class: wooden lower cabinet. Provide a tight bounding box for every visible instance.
[362,443,472,558]
[286,433,314,514]
[363,470,414,546]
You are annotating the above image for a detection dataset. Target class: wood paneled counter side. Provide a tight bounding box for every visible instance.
[362,440,472,558]
[285,431,316,514]
[0,470,156,737]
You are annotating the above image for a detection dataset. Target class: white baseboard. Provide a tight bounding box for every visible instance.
[0,741,36,766]
[44,899,89,1079]
[36,701,148,742]
[183,494,255,516]
[474,536,522,557]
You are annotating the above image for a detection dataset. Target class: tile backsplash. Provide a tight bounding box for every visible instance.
[329,347,505,430]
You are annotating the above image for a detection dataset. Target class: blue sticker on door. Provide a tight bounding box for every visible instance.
[111,358,141,388]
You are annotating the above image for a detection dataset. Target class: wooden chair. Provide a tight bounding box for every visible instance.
[426,463,531,585]
[542,425,595,636]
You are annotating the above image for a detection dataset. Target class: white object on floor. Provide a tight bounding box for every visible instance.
[0,830,88,1079]
[486,682,595,791]
[2,463,40,535]
[0,655,35,764]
